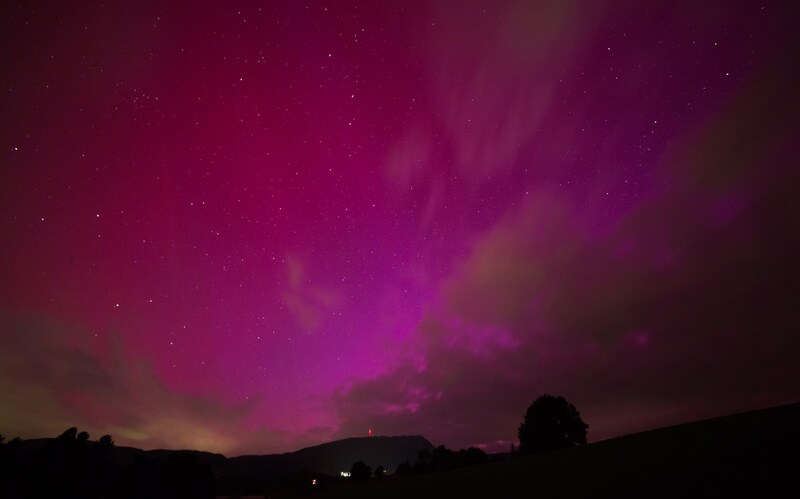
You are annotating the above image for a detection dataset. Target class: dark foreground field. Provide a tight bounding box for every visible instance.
[303,403,799,498]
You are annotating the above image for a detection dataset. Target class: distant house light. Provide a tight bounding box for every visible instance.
[312,479,317,485]
[340,471,351,477]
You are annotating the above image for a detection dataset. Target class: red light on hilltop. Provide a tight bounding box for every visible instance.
[368,428,372,437]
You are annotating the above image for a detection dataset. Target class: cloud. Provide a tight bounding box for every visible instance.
[383,1,595,227]
[282,254,341,331]
[427,0,590,181]
[0,312,269,454]
[229,424,336,457]
[334,47,800,451]
[384,128,434,191]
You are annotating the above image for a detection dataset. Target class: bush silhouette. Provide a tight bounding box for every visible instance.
[518,394,588,454]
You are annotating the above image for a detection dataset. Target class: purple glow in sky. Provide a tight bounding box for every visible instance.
[1,0,799,455]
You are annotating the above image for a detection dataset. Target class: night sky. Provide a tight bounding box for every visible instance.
[2,0,799,455]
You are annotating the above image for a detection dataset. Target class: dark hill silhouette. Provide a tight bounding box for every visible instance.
[15,434,431,478]
[227,435,434,477]
[304,403,800,498]
[5,433,432,497]
[8,404,798,498]
[213,435,433,496]
[14,438,227,468]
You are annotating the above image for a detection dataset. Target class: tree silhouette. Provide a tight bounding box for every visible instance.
[98,434,114,448]
[77,431,90,444]
[518,394,588,454]
[413,447,432,473]
[58,427,79,441]
[89,434,115,498]
[374,465,385,480]
[350,460,372,482]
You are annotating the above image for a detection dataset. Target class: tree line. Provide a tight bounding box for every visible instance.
[1,394,588,495]
[346,394,588,483]
[0,428,214,499]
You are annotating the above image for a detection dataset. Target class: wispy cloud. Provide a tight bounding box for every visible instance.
[334,53,800,450]
[282,254,341,331]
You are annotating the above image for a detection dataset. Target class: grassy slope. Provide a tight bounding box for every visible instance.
[305,402,799,498]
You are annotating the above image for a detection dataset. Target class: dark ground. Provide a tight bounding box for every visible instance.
[299,402,799,498]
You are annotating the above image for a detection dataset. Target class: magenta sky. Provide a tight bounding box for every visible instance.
[2,0,799,455]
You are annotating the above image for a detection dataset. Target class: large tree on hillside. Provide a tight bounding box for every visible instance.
[518,394,588,454]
